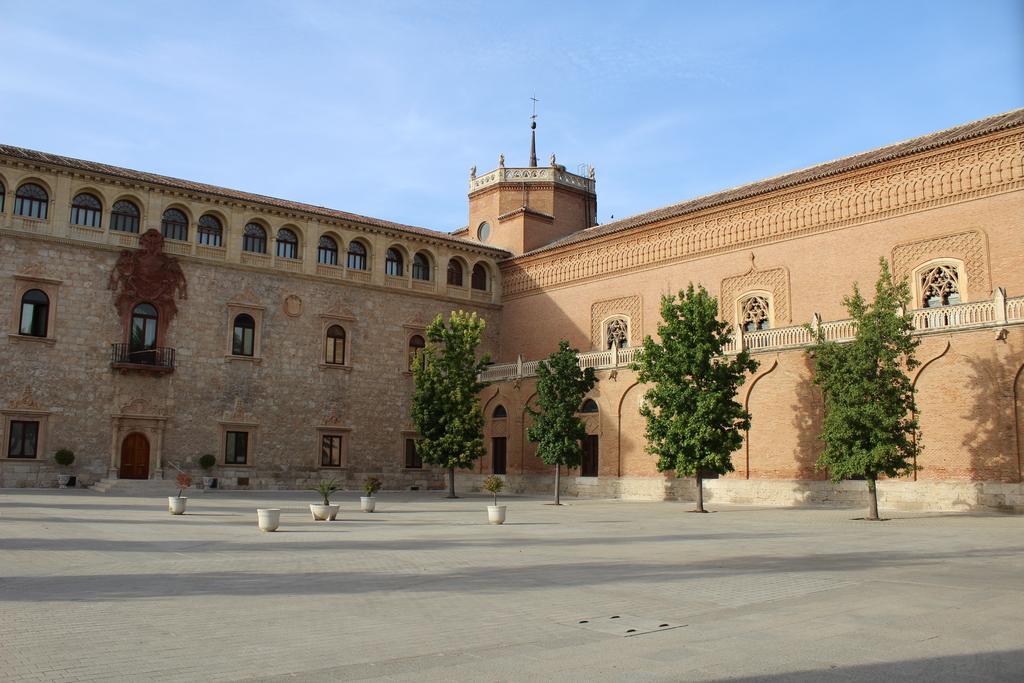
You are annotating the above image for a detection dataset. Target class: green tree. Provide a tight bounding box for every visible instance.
[632,284,759,512]
[411,310,491,498]
[809,258,920,520]
[527,340,598,505]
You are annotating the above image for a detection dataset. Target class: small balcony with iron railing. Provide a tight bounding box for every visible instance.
[111,343,176,374]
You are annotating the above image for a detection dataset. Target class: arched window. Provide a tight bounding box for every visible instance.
[110,200,141,233]
[161,208,188,241]
[325,325,346,365]
[386,248,404,277]
[232,314,255,357]
[0,180,5,212]
[197,215,223,246]
[579,399,599,413]
[492,404,507,418]
[471,263,488,291]
[740,296,771,332]
[318,236,339,265]
[243,223,267,253]
[19,289,49,337]
[920,264,961,308]
[70,193,102,228]
[605,318,629,349]
[412,253,431,281]
[130,303,158,352]
[14,183,48,219]
[347,240,368,270]
[276,228,298,259]
[447,259,464,286]
[408,334,425,370]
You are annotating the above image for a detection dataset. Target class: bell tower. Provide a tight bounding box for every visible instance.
[466,105,597,256]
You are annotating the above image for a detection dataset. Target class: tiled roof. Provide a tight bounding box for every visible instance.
[0,143,508,254]
[521,108,1024,258]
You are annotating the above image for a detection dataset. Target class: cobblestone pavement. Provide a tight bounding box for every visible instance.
[1,489,1022,682]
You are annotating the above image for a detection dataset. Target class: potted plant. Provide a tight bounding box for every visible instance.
[54,448,75,488]
[361,476,382,512]
[169,472,191,515]
[483,475,506,525]
[310,478,341,520]
[198,453,217,489]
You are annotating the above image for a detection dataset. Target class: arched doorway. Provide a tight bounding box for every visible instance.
[120,432,150,479]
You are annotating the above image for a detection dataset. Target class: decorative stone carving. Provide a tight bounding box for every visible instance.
[223,398,257,424]
[892,230,988,300]
[283,295,303,318]
[18,262,49,279]
[502,132,1023,298]
[322,406,345,427]
[8,386,44,411]
[591,296,642,350]
[720,265,790,326]
[120,397,156,415]
[107,229,187,319]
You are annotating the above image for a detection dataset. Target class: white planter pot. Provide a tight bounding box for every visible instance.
[487,505,507,525]
[360,496,376,512]
[57,474,71,489]
[310,503,340,521]
[168,496,187,515]
[257,508,281,532]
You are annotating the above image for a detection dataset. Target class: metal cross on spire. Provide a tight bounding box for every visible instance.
[529,93,539,167]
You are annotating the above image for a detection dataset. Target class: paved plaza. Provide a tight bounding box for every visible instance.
[1,489,1022,682]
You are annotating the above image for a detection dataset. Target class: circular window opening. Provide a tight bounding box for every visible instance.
[477,221,491,242]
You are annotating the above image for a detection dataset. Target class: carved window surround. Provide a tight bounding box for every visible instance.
[110,400,167,479]
[319,312,356,372]
[2,402,51,460]
[893,230,988,303]
[316,425,352,469]
[913,258,968,308]
[591,296,642,350]
[218,420,258,469]
[225,302,265,362]
[735,291,774,332]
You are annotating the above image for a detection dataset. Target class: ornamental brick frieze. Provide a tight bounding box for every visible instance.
[501,132,1023,298]
[720,263,791,326]
[591,296,642,349]
[107,229,188,320]
[891,230,989,299]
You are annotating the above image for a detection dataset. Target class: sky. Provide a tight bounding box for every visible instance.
[1,0,1021,232]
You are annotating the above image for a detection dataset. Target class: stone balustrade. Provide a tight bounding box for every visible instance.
[479,290,1023,382]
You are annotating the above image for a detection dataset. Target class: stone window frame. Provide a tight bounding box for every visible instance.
[734,290,775,333]
[2,407,50,461]
[319,312,356,372]
[402,324,426,375]
[316,426,352,470]
[9,274,61,345]
[219,421,258,468]
[12,178,53,223]
[912,257,969,309]
[225,302,264,363]
[600,315,631,350]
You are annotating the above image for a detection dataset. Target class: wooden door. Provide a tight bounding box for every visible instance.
[492,437,507,475]
[581,434,599,477]
[119,433,150,480]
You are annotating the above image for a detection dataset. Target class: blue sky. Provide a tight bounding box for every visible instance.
[1,1,1021,231]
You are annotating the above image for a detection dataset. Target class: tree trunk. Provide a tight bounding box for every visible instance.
[866,476,879,520]
[695,473,705,513]
[446,466,457,498]
[554,464,561,505]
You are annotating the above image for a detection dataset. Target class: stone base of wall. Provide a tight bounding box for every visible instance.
[458,473,1024,514]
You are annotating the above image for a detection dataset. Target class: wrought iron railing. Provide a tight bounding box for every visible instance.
[111,343,175,370]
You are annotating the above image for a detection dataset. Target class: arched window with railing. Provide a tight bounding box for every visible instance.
[318,236,339,265]
[130,303,159,352]
[347,240,368,270]
[110,200,141,233]
[740,295,771,332]
[412,252,431,281]
[447,259,464,286]
[920,263,962,308]
[15,183,48,219]
[197,215,223,246]
[471,263,488,291]
[243,223,267,253]
[605,317,629,349]
[386,248,404,277]
[276,228,298,259]
[161,208,188,241]
[70,193,102,228]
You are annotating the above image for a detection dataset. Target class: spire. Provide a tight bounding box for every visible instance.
[529,94,539,168]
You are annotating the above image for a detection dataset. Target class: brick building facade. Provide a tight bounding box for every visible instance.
[2,109,1023,510]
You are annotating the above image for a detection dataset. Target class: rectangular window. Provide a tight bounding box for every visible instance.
[225,430,249,465]
[404,438,422,469]
[492,437,507,475]
[8,420,39,458]
[321,434,342,467]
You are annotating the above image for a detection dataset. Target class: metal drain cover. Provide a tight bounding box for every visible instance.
[565,614,685,637]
